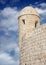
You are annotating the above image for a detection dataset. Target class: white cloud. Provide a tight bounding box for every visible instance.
[35,8,46,14]
[0,36,20,65]
[0,53,19,65]
[0,36,19,53]
[34,2,46,9]
[35,7,46,24]
[0,7,20,65]
[15,47,20,53]
[39,3,46,8]
[1,7,17,16]
[1,7,19,32]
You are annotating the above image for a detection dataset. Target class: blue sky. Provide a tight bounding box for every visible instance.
[0,0,46,65]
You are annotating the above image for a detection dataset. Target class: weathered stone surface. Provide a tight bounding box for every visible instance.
[20,24,46,65]
[18,6,46,65]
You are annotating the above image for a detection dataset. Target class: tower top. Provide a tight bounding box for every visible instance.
[18,6,40,18]
[18,6,40,48]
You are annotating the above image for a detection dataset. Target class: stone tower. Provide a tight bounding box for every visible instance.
[18,6,40,65]
[18,6,40,48]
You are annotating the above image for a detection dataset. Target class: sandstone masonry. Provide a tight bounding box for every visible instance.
[18,6,46,65]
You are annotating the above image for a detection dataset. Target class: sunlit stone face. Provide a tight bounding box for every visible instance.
[18,6,40,48]
[18,6,46,65]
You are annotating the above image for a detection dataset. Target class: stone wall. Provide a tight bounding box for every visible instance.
[20,24,46,65]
